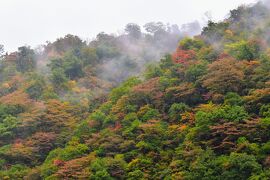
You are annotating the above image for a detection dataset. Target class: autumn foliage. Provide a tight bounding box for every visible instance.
[2,2,270,179]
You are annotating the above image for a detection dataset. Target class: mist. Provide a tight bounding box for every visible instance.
[0,0,258,52]
[38,22,199,86]
[0,0,263,103]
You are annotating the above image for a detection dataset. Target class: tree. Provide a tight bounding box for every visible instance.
[89,158,112,179]
[144,22,166,34]
[172,48,196,64]
[16,46,36,72]
[201,21,229,44]
[221,153,262,179]
[185,62,207,82]
[202,58,245,94]
[260,104,270,118]
[224,92,244,106]
[245,87,270,113]
[0,164,30,179]
[62,53,84,79]
[125,23,142,39]
[179,37,204,51]
[25,74,46,100]
[30,132,57,158]
[47,34,85,54]
[130,78,164,108]
[165,82,202,106]
[109,77,141,103]
[169,103,189,122]
[0,104,24,120]
[226,40,261,61]
[50,69,68,91]
[80,47,99,65]
[0,45,4,59]
[0,115,18,140]
[229,6,246,22]
[55,155,94,179]
[144,64,163,80]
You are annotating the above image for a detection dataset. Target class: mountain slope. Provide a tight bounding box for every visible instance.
[1,1,270,179]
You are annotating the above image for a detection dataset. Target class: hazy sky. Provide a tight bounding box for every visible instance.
[0,0,258,52]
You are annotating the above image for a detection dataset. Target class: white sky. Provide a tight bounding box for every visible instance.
[0,0,258,52]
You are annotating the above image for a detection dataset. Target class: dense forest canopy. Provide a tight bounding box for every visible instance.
[1,1,270,179]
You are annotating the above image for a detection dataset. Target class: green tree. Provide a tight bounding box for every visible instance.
[179,37,204,51]
[62,53,84,79]
[224,92,244,106]
[50,69,68,91]
[221,153,262,179]
[169,103,189,122]
[25,74,46,100]
[185,62,207,82]
[0,115,18,140]
[16,46,36,72]
[226,40,260,61]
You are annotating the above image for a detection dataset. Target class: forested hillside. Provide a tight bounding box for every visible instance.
[1,1,270,179]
